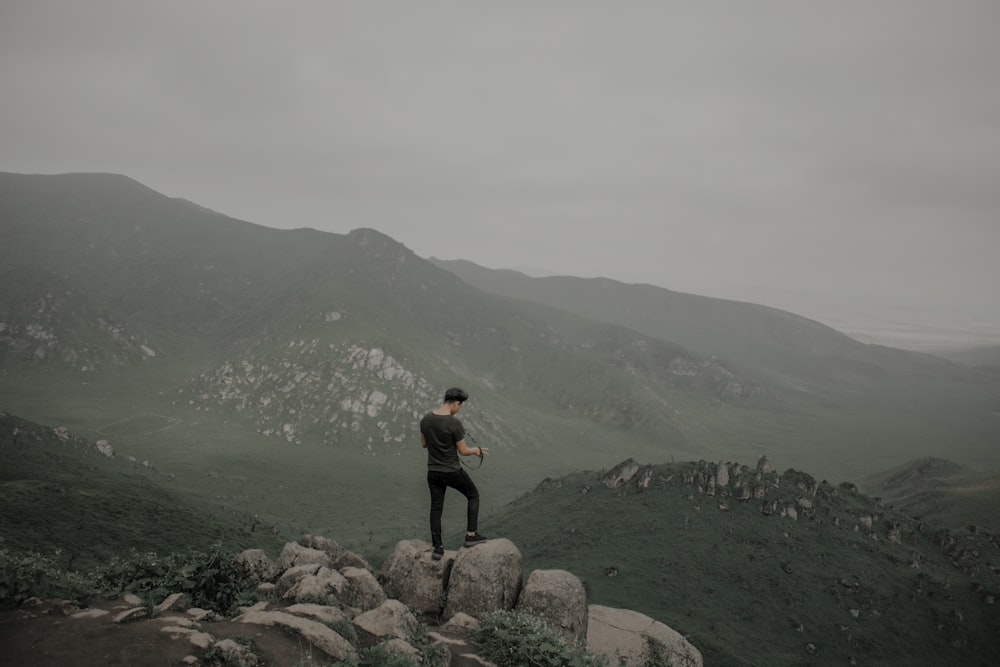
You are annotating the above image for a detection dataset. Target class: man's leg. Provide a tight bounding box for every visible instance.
[427,472,448,548]
[447,469,480,535]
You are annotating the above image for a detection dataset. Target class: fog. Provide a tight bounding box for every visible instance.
[2,1,998,348]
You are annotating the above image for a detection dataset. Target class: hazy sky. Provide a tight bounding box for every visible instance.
[2,1,998,342]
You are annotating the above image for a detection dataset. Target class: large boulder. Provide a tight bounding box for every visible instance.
[381,539,455,617]
[339,566,386,613]
[602,459,641,488]
[443,538,522,620]
[352,599,420,648]
[586,605,702,667]
[515,569,588,642]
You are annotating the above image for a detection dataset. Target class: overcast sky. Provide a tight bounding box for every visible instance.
[2,1,998,345]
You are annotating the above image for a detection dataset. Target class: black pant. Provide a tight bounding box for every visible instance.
[427,469,479,548]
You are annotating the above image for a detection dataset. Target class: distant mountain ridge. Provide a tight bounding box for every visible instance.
[1,172,998,484]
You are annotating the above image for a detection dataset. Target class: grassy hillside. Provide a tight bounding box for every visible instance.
[862,457,1000,533]
[486,458,1000,667]
[0,412,287,571]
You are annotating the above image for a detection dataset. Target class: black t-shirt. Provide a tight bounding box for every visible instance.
[420,412,465,472]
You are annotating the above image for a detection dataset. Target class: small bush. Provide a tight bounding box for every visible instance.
[0,549,97,608]
[473,610,607,667]
[89,542,254,615]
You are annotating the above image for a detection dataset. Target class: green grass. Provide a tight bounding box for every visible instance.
[487,463,1000,667]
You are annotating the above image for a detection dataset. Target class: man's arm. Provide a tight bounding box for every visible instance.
[456,438,488,457]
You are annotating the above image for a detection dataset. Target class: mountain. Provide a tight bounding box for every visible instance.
[1,171,998,512]
[862,457,1000,533]
[486,457,1000,666]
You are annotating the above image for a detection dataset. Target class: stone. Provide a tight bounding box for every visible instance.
[235,609,356,661]
[212,638,263,667]
[381,539,454,617]
[444,538,523,620]
[160,625,214,649]
[352,599,420,648]
[515,569,588,642]
[587,605,702,667]
[286,603,349,626]
[276,542,332,571]
[236,548,279,582]
[276,563,323,596]
[441,612,480,635]
[71,608,111,619]
[283,567,348,604]
[155,592,187,613]
[339,566,387,612]
[602,459,641,488]
[113,607,148,624]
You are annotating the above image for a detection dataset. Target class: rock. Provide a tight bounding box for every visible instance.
[515,569,588,642]
[160,625,214,649]
[339,566,387,613]
[333,550,371,571]
[352,599,420,648]
[276,563,323,596]
[122,593,144,607]
[299,534,347,562]
[383,637,420,658]
[283,567,347,604]
[155,593,187,613]
[602,459,641,488]
[381,539,454,617]
[71,608,111,619]
[212,638,263,667]
[235,609,356,661]
[441,612,480,635]
[286,603,349,626]
[276,542,332,571]
[236,548,279,583]
[444,538,523,620]
[587,605,702,667]
[715,462,730,488]
[113,607,148,624]
[756,455,773,474]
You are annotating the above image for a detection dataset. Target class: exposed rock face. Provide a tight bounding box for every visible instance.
[515,569,589,642]
[275,542,332,571]
[443,538,523,620]
[283,567,347,603]
[587,604,703,667]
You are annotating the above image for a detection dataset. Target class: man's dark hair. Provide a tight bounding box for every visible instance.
[444,387,469,404]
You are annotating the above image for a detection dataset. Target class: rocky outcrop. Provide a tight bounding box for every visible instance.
[8,533,702,666]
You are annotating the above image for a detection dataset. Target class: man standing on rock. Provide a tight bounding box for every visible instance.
[420,387,489,560]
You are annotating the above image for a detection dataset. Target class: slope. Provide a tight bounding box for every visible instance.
[487,458,1000,667]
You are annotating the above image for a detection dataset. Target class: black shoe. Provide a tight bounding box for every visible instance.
[463,533,488,548]
[432,546,444,560]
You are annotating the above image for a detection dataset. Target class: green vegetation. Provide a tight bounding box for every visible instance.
[473,610,606,667]
[488,462,1000,667]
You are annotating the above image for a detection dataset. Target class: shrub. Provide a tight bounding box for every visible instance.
[473,610,607,667]
[0,548,97,608]
[89,542,254,615]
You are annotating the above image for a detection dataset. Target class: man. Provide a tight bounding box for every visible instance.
[420,387,490,560]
